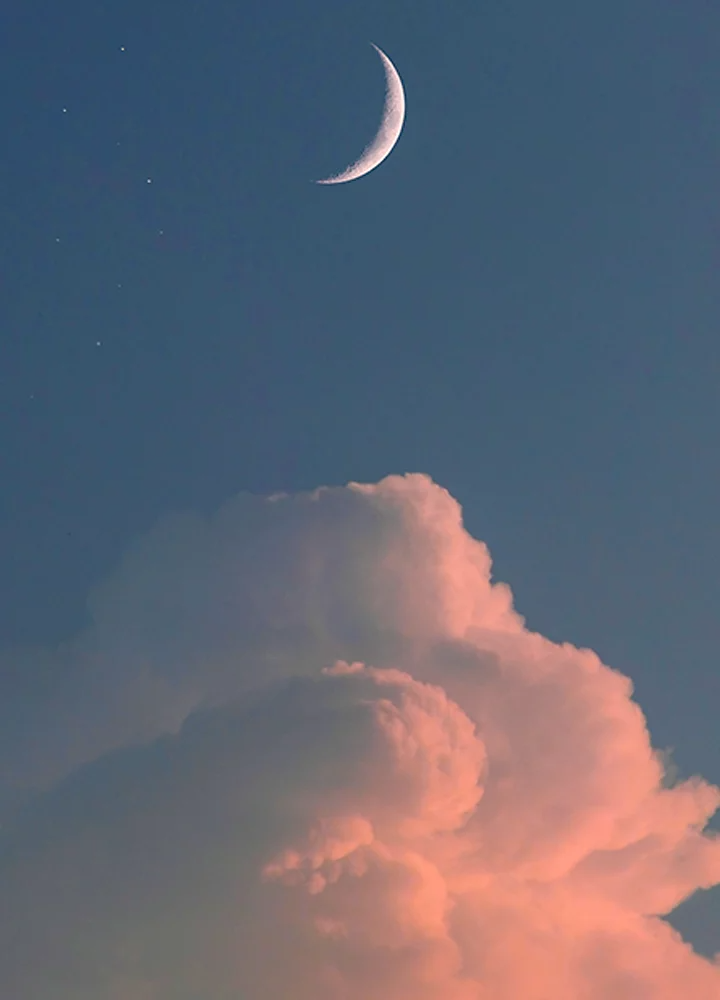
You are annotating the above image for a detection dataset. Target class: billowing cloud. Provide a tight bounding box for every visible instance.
[0,474,718,998]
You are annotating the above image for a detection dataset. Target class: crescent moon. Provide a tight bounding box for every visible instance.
[316,44,406,185]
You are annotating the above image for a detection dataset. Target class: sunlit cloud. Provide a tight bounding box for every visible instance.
[1,474,718,998]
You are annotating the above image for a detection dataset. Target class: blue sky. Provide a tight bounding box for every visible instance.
[1,0,719,961]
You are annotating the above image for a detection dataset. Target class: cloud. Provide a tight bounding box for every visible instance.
[0,474,718,998]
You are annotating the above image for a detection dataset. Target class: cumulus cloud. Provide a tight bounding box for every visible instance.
[0,473,718,998]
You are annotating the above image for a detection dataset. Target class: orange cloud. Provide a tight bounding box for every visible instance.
[0,475,717,998]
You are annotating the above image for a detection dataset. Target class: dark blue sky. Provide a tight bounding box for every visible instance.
[2,0,719,952]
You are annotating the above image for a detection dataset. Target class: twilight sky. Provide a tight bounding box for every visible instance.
[1,0,719,995]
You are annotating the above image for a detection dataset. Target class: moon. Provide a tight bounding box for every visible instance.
[316,44,406,185]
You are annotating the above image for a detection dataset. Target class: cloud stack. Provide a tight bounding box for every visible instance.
[1,474,718,998]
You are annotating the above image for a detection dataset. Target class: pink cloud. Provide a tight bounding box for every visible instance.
[0,474,717,998]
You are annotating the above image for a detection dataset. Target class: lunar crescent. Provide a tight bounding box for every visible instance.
[316,44,406,185]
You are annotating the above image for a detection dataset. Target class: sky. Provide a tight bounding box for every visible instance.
[1,0,719,995]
